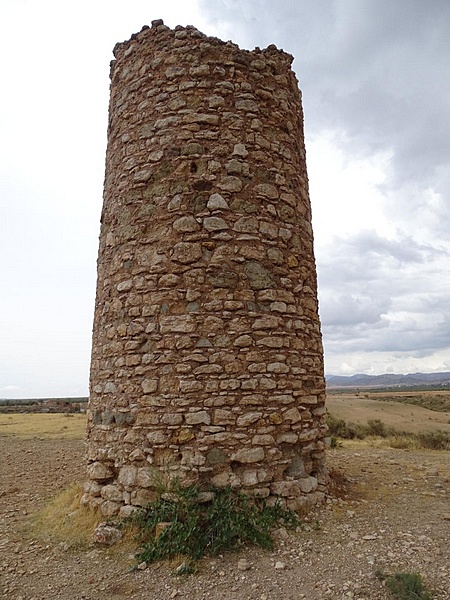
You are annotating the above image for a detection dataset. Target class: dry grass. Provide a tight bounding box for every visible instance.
[31,483,101,548]
[340,437,413,451]
[0,413,86,439]
[327,393,450,434]
[361,435,422,450]
[31,483,139,559]
[373,390,450,412]
[30,482,140,561]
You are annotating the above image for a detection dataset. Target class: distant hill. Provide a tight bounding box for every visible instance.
[326,372,450,389]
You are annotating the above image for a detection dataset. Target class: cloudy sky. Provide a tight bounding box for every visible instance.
[1,0,449,398]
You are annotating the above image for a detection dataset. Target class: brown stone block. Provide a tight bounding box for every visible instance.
[232,447,265,463]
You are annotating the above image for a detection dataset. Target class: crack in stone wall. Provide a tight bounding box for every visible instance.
[84,19,329,517]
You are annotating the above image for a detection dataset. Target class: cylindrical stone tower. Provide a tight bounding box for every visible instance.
[84,20,328,517]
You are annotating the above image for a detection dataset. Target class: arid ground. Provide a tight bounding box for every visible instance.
[327,390,450,434]
[1,397,449,600]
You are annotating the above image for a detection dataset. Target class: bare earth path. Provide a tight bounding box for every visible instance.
[1,435,449,600]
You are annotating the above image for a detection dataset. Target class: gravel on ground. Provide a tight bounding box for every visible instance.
[1,435,449,600]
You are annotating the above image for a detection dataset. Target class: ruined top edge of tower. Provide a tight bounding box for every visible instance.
[112,18,294,65]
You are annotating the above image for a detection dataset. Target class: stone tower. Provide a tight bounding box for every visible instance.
[84,20,328,517]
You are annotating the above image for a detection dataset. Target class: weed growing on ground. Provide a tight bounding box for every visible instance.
[329,434,342,448]
[126,482,299,569]
[366,418,394,437]
[416,430,450,450]
[377,570,433,599]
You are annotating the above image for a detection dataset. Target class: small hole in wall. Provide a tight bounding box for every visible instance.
[190,161,198,173]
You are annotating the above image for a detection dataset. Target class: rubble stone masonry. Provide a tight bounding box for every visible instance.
[84,20,329,517]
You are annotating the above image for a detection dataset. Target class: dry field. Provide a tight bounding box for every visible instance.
[327,390,450,434]
[0,412,87,439]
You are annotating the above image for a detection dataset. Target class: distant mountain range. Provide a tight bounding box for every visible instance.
[326,372,450,388]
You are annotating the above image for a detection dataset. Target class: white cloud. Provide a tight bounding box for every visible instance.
[1,0,449,396]
[308,133,394,242]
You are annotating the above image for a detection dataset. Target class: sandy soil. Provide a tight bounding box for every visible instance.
[1,434,449,600]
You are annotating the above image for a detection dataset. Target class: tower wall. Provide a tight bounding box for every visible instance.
[84,20,328,517]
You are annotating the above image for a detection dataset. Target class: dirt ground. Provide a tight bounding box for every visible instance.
[1,434,449,600]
